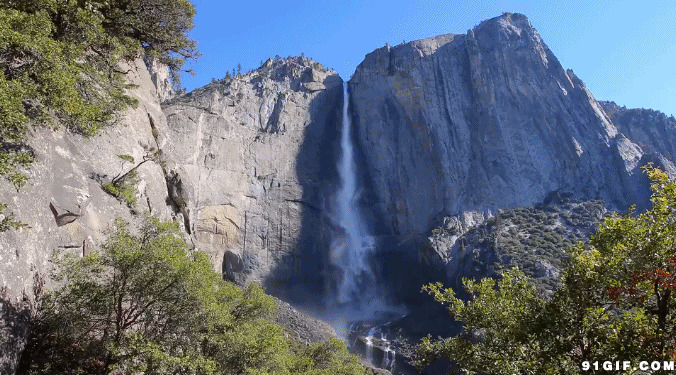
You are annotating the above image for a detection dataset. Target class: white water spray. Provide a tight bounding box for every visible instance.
[365,327,376,365]
[330,82,376,306]
[363,325,396,370]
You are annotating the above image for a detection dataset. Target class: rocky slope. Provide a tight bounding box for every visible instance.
[349,13,658,241]
[431,199,607,293]
[160,56,343,301]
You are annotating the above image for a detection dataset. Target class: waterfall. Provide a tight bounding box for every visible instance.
[330,82,376,306]
[364,327,376,365]
[329,83,403,373]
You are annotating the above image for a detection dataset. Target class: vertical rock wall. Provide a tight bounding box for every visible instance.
[349,13,651,240]
[160,57,343,301]
[0,58,177,373]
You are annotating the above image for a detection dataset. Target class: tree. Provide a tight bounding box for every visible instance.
[101,150,160,208]
[21,216,239,373]
[19,216,365,374]
[290,338,367,375]
[414,165,676,374]
[574,165,676,361]
[0,0,197,229]
[414,269,567,375]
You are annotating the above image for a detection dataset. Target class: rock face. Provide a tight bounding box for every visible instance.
[349,13,655,240]
[0,59,178,373]
[160,57,343,300]
[145,58,177,102]
[600,101,676,174]
[0,58,176,298]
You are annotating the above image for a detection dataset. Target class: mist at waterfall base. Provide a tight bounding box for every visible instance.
[322,83,408,370]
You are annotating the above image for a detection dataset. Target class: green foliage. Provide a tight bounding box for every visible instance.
[438,200,605,292]
[289,338,365,374]
[569,165,676,360]
[102,170,139,208]
[0,0,197,223]
[416,166,676,374]
[415,269,555,374]
[117,154,135,164]
[0,203,27,231]
[20,216,365,375]
[102,149,162,209]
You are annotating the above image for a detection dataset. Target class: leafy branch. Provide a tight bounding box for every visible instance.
[102,148,159,209]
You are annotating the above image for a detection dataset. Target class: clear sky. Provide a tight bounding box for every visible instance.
[181,0,676,117]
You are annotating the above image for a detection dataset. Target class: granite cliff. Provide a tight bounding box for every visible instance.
[2,11,676,374]
[601,100,676,169]
[0,59,177,372]
[349,13,660,241]
[160,56,343,299]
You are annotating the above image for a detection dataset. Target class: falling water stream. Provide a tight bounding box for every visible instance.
[330,82,375,306]
[329,82,400,372]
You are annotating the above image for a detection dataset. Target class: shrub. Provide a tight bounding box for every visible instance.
[19,216,364,374]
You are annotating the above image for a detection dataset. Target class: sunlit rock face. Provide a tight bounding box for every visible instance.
[349,13,655,240]
[600,100,676,175]
[161,57,343,298]
[0,59,177,373]
[0,59,176,300]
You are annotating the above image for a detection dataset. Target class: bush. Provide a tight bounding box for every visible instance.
[19,216,364,374]
[102,171,139,208]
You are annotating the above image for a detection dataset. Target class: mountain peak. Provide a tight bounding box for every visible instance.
[470,12,541,48]
[349,12,653,235]
[255,55,334,77]
[474,12,534,33]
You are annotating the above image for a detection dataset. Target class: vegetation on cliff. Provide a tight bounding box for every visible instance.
[0,0,197,228]
[415,166,676,374]
[18,216,364,374]
[435,200,606,293]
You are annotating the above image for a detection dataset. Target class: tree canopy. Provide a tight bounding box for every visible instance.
[0,0,197,219]
[414,165,676,374]
[19,216,365,374]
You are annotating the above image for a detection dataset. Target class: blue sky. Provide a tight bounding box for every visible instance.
[182,0,676,117]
